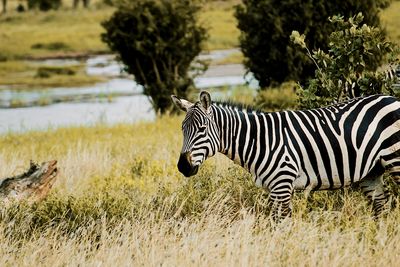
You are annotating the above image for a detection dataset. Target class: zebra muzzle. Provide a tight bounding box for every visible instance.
[178,152,199,177]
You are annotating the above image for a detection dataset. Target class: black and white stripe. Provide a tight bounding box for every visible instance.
[172,92,400,219]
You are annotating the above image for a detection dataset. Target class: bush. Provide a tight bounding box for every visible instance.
[234,0,391,88]
[31,42,70,51]
[101,0,208,114]
[35,66,76,78]
[28,0,62,11]
[255,82,298,111]
[291,13,399,109]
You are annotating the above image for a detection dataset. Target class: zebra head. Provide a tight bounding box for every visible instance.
[171,91,220,177]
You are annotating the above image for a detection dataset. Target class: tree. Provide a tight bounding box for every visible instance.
[1,0,6,13]
[102,0,208,114]
[235,0,391,88]
[291,13,399,109]
[73,0,90,9]
[28,0,62,11]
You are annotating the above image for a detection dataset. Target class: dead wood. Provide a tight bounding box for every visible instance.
[0,160,58,204]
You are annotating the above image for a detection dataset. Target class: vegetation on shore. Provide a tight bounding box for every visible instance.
[0,61,106,88]
[0,117,399,265]
[1,1,399,89]
[0,1,239,61]
[1,1,398,61]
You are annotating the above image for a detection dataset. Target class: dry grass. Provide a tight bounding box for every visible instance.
[0,116,400,266]
[2,210,400,266]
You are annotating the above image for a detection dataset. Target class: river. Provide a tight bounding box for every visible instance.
[0,50,258,134]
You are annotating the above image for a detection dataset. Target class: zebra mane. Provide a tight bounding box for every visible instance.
[213,100,262,113]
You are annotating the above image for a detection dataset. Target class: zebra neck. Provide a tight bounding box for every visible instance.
[212,104,267,173]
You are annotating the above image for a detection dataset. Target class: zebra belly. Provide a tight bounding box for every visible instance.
[293,171,351,191]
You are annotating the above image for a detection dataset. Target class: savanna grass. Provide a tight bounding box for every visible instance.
[1,116,400,265]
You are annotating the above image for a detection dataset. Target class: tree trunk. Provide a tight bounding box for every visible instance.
[2,0,6,14]
[0,160,58,204]
[73,0,79,9]
[83,0,89,8]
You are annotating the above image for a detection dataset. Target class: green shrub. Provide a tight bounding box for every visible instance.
[31,42,70,51]
[291,13,399,109]
[234,0,391,88]
[101,0,208,114]
[28,0,62,11]
[255,82,298,111]
[35,66,76,78]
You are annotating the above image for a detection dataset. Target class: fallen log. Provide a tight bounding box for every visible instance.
[0,160,58,204]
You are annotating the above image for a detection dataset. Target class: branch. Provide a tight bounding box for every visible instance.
[0,160,58,204]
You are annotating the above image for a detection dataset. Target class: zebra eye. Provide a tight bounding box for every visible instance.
[199,125,207,131]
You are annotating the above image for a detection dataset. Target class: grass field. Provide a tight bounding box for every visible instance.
[0,117,400,265]
[0,0,399,61]
[0,1,239,61]
[1,1,399,88]
[1,2,400,264]
[381,1,400,44]
[0,1,239,88]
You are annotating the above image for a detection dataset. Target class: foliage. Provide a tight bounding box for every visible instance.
[255,82,298,111]
[35,66,76,78]
[28,0,62,11]
[235,0,391,88]
[31,41,70,51]
[291,13,399,109]
[101,0,208,114]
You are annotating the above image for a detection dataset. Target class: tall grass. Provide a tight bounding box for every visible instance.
[0,117,400,265]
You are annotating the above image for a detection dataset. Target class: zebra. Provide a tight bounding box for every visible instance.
[171,91,400,220]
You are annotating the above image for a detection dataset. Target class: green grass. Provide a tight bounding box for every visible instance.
[1,1,399,60]
[200,3,240,50]
[0,1,240,88]
[0,1,239,61]
[0,8,113,60]
[212,50,243,65]
[0,1,398,89]
[381,1,400,45]
[0,60,106,88]
[0,117,400,265]
[255,81,299,111]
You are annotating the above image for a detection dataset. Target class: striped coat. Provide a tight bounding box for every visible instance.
[172,92,400,219]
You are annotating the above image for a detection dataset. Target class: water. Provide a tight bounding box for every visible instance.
[0,95,155,134]
[0,50,257,134]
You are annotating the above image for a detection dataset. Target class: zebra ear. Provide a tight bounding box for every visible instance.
[171,95,193,112]
[200,91,211,111]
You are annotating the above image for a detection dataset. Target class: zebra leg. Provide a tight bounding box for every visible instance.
[268,180,294,222]
[386,161,400,186]
[381,155,400,186]
[359,174,389,217]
